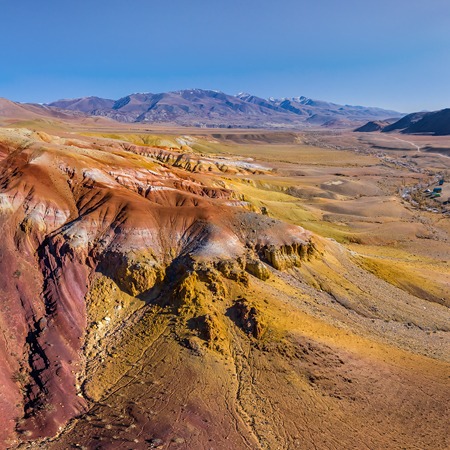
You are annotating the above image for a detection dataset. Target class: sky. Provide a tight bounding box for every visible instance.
[1,0,450,112]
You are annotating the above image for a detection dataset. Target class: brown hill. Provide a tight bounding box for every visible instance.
[382,111,429,133]
[402,108,450,135]
[0,98,43,121]
[0,97,119,131]
[356,109,450,135]
[354,119,396,132]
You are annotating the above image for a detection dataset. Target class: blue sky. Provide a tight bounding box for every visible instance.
[1,0,449,112]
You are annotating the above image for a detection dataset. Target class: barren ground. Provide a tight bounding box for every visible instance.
[0,122,448,450]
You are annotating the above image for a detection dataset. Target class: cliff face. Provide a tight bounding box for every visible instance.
[0,128,313,446]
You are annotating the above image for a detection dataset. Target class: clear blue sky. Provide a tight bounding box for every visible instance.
[1,0,449,112]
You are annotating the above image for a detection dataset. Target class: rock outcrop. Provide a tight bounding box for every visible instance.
[229,298,266,339]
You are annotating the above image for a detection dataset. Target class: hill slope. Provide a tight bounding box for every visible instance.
[354,119,397,132]
[402,108,450,135]
[0,97,115,127]
[355,108,450,135]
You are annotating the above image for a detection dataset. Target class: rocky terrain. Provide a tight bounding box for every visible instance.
[0,123,448,450]
[45,89,401,128]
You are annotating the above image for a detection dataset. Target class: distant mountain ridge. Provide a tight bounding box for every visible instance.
[355,108,450,135]
[46,89,401,128]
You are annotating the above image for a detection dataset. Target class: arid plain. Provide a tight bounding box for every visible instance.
[0,112,448,449]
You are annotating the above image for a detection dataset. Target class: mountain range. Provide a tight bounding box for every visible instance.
[44,89,401,128]
[3,91,448,135]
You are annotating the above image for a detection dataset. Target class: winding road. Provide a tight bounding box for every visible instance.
[394,136,422,153]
